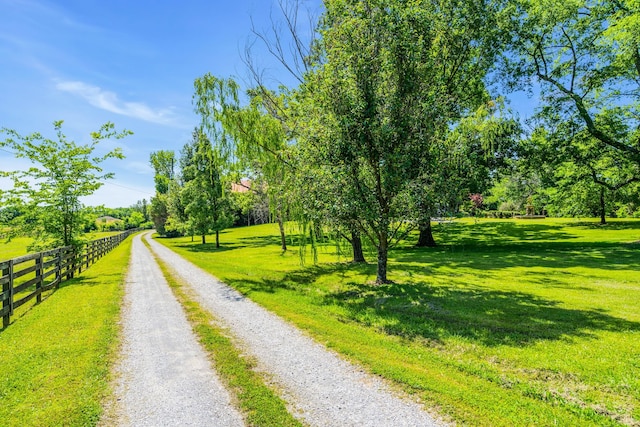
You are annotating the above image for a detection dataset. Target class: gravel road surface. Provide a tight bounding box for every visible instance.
[107,234,244,426]
[145,232,442,427]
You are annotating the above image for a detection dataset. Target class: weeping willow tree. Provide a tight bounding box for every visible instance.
[411,100,522,247]
[194,74,294,251]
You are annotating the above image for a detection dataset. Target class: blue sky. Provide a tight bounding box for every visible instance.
[1,0,536,209]
[0,0,321,207]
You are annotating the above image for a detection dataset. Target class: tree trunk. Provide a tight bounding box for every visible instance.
[277,215,287,251]
[314,221,323,242]
[351,230,366,263]
[600,186,606,225]
[376,242,389,284]
[201,233,206,244]
[215,230,220,248]
[416,219,436,247]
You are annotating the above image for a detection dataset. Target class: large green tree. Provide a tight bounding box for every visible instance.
[502,0,640,175]
[411,101,521,246]
[299,0,499,283]
[181,128,234,246]
[0,121,130,248]
[149,150,176,235]
[520,123,639,223]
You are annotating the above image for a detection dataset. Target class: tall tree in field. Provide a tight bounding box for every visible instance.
[181,128,234,246]
[0,120,130,248]
[164,139,195,238]
[149,150,175,235]
[522,123,638,223]
[131,198,150,222]
[299,0,500,283]
[411,101,521,246]
[242,1,369,260]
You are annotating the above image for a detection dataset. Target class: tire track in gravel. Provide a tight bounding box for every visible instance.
[145,232,443,427]
[107,233,244,427]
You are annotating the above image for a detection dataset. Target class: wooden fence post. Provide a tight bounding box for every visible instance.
[55,248,62,289]
[36,253,43,304]
[70,248,76,279]
[2,260,14,328]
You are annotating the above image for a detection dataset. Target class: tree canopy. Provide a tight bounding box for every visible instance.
[295,0,502,283]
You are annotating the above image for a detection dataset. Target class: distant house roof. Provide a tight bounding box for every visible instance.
[231,178,252,193]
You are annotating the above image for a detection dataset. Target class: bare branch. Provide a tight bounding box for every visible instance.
[244,0,318,87]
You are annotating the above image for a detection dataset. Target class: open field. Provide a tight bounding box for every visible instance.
[0,235,133,425]
[157,218,640,426]
[0,236,34,260]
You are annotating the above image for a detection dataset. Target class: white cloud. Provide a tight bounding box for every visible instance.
[56,80,181,126]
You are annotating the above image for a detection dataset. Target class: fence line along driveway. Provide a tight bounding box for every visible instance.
[145,232,442,427]
[1,229,139,329]
[104,233,244,427]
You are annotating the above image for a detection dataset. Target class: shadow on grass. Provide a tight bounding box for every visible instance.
[430,220,640,248]
[170,220,640,348]
[237,234,287,248]
[228,259,640,347]
[168,233,290,253]
[395,241,640,271]
[172,243,245,253]
[232,262,375,295]
[431,221,577,247]
[225,239,639,348]
[0,273,110,333]
[322,281,640,347]
[570,220,640,231]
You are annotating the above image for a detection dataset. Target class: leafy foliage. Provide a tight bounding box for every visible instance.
[180,129,234,246]
[0,121,130,248]
[298,0,501,282]
[497,0,640,222]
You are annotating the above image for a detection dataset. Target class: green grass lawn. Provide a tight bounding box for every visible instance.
[156,218,640,426]
[0,236,37,260]
[0,235,133,426]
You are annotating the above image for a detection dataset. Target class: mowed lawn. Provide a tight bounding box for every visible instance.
[157,218,640,426]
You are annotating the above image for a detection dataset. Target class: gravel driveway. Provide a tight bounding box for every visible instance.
[105,233,244,426]
[145,232,442,427]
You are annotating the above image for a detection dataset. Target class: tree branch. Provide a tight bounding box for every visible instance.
[590,168,640,191]
[535,67,640,162]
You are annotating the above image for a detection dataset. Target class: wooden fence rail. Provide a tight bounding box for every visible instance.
[1,229,139,329]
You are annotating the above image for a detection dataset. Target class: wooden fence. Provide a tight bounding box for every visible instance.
[1,229,139,328]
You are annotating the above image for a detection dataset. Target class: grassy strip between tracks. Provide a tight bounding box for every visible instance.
[0,235,134,426]
[143,237,302,427]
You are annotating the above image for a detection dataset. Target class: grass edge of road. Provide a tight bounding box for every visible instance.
[0,235,134,426]
[142,236,303,427]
